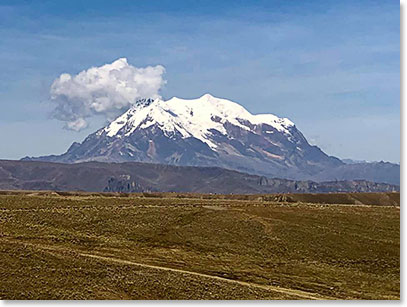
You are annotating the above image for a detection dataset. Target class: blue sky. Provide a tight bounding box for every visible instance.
[0,0,400,162]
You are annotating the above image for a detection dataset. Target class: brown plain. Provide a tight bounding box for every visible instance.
[0,191,400,300]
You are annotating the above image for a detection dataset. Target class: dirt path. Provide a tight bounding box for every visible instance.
[79,252,330,300]
[1,237,333,300]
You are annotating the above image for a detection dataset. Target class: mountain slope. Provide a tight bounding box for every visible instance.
[24,94,343,179]
[0,160,399,194]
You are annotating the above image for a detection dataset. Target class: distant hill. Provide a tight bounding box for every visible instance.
[311,161,400,185]
[0,160,399,194]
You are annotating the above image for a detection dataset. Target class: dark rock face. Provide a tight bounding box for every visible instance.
[103,176,145,193]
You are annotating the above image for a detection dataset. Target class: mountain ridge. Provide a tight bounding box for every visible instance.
[0,160,399,194]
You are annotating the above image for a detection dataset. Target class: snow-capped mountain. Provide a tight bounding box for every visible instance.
[25,94,344,179]
[103,94,295,150]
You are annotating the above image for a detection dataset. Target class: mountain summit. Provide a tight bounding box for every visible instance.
[26,94,344,179]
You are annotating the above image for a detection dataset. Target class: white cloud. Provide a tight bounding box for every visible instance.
[50,58,166,131]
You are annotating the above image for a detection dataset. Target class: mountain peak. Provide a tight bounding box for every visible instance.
[25,94,347,181]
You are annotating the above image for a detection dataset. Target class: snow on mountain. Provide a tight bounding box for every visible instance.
[103,94,294,149]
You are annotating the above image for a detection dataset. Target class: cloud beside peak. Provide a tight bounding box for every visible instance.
[50,58,166,131]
